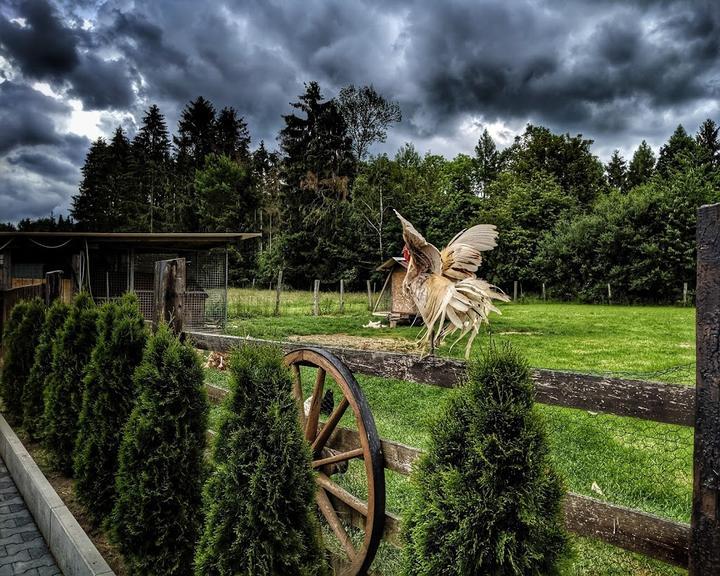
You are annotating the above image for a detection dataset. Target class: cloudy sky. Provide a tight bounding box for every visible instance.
[1,0,719,222]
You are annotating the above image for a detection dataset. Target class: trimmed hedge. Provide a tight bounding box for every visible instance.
[403,344,571,576]
[1,298,46,423]
[22,299,69,440]
[74,293,147,526]
[111,323,208,576]
[194,345,326,576]
[43,292,98,475]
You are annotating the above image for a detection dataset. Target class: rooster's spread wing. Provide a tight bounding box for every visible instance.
[440,224,498,280]
[394,210,441,275]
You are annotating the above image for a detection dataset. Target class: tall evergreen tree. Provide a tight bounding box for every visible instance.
[657,124,698,177]
[107,126,132,230]
[696,118,720,170]
[71,138,111,230]
[278,81,356,285]
[74,294,147,526]
[474,128,502,194]
[215,107,251,161]
[605,150,627,191]
[626,140,656,189]
[131,105,172,232]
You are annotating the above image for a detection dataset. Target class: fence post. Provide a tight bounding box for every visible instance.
[542,282,546,302]
[607,283,612,305]
[274,270,282,316]
[44,270,62,306]
[367,280,372,311]
[313,280,320,316]
[684,282,688,306]
[513,281,518,302]
[153,258,186,334]
[339,279,345,314]
[690,203,720,574]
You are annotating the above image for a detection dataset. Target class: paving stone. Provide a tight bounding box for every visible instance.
[0,457,62,574]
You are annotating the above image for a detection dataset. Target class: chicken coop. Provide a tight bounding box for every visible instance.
[0,232,259,331]
[374,256,418,327]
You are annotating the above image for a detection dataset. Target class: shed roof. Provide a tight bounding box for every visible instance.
[0,231,260,249]
[376,256,408,272]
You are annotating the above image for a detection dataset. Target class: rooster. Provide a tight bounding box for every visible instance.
[395,210,509,357]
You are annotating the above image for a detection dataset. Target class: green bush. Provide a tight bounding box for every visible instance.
[22,299,69,440]
[403,344,571,576]
[194,345,326,576]
[111,323,208,576]
[1,298,46,423]
[74,293,147,526]
[43,292,98,475]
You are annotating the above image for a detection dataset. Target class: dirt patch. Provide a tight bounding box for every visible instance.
[288,333,421,353]
[18,433,127,576]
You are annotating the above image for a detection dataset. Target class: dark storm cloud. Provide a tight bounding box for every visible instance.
[2,0,720,221]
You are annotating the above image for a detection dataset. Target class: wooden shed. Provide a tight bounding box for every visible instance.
[374,257,419,327]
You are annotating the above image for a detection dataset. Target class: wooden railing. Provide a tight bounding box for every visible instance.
[189,330,693,568]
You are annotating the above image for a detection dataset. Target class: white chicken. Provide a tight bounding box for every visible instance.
[394,210,510,357]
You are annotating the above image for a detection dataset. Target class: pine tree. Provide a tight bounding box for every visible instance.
[1,298,45,423]
[111,324,208,576]
[107,126,133,230]
[74,294,147,526]
[71,138,111,231]
[130,105,172,232]
[43,293,98,475]
[605,149,627,191]
[696,118,720,170]
[214,107,251,162]
[194,345,326,576]
[627,140,656,189]
[657,124,698,177]
[22,299,69,440]
[474,128,502,194]
[403,344,570,576]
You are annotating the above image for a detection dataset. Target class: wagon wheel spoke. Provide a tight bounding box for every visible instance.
[305,368,326,441]
[290,363,305,427]
[316,486,357,561]
[317,473,369,517]
[312,397,349,454]
[312,447,364,469]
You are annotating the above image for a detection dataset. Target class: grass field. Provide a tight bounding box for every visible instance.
[213,288,696,575]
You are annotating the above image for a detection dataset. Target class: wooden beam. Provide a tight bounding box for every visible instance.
[153,258,186,334]
[190,332,694,426]
[690,203,720,574]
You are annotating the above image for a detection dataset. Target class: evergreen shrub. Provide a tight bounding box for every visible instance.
[111,323,208,576]
[43,292,98,475]
[22,299,69,439]
[403,343,571,576]
[74,293,147,525]
[194,344,326,576]
[1,298,46,423]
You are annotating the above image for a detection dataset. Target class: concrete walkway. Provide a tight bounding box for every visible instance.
[0,458,61,576]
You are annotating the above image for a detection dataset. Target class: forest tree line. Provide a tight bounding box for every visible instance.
[7,81,720,302]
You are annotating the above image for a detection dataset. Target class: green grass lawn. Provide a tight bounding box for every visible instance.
[212,290,695,575]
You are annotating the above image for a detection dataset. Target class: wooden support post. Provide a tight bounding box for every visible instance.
[684,282,688,306]
[513,280,518,302]
[274,270,283,316]
[153,258,186,334]
[690,203,720,574]
[607,283,612,304]
[313,280,320,316]
[367,280,372,310]
[44,270,63,306]
[339,279,345,314]
[542,282,546,301]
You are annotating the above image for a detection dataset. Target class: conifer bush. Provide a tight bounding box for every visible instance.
[111,323,208,576]
[43,292,98,475]
[194,345,326,576]
[22,299,69,440]
[1,298,45,423]
[403,343,571,576]
[74,293,147,526]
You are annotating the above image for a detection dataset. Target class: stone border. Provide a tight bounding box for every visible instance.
[0,414,114,576]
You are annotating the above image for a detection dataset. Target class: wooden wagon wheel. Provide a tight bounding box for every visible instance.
[284,348,385,576]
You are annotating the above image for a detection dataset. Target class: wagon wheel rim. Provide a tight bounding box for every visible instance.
[284,348,385,576]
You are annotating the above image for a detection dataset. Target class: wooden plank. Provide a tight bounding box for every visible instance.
[690,203,720,574]
[153,258,186,334]
[189,332,695,426]
[274,270,282,316]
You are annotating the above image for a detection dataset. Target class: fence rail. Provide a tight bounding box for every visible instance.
[190,330,693,567]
